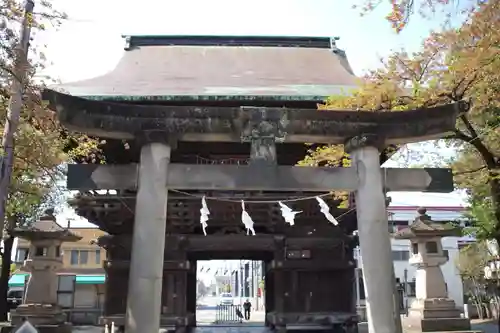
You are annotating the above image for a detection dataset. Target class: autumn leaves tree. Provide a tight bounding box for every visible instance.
[359,0,478,32]
[305,0,500,239]
[0,0,97,320]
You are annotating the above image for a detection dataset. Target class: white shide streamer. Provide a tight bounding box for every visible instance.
[197,196,340,236]
[241,200,256,236]
[200,196,210,236]
[278,201,302,226]
[315,196,338,225]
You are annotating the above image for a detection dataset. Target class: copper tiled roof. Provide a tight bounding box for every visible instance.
[51,35,358,100]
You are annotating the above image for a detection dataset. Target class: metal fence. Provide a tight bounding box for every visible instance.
[215,304,243,324]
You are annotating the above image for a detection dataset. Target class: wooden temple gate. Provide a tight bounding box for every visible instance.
[42,35,467,333]
[89,199,359,331]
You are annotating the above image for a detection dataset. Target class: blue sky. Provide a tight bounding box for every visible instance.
[35,0,468,227]
[38,0,459,81]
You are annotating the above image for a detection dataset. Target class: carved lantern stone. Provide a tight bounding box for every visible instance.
[394,207,470,332]
[10,209,81,331]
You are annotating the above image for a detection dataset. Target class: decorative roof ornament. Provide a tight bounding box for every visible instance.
[200,196,210,236]
[278,201,302,226]
[315,196,338,226]
[241,200,256,236]
[329,36,340,50]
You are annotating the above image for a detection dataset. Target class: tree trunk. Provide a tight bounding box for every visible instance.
[0,235,14,321]
[490,177,500,237]
[497,284,500,333]
[471,278,484,319]
[489,177,500,333]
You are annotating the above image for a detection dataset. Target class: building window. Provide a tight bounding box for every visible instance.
[70,250,89,265]
[392,250,410,261]
[412,243,419,254]
[70,250,78,265]
[426,241,438,254]
[35,247,47,256]
[55,246,61,257]
[15,248,29,262]
[95,250,101,264]
[80,250,89,264]
[407,280,416,297]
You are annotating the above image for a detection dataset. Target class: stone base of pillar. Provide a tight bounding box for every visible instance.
[0,325,71,333]
[410,298,462,318]
[406,298,471,332]
[9,304,71,333]
[11,304,67,326]
[405,317,471,332]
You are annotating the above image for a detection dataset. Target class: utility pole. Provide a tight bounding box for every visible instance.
[253,261,259,310]
[239,260,243,306]
[0,0,35,236]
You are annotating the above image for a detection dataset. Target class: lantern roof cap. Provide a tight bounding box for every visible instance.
[11,209,82,242]
[393,207,462,239]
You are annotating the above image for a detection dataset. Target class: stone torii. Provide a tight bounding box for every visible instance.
[44,86,469,333]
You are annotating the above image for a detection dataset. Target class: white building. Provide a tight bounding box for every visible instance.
[229,260,263,299]
[356,205,470,308]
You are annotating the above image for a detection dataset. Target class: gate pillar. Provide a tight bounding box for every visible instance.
[346,134,398,333]
[125,142,171,333]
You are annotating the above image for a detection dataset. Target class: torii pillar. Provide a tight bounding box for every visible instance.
[346,134,399,333]
[125,141,171,333]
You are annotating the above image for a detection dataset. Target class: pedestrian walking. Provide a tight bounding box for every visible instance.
[243,298,252,320]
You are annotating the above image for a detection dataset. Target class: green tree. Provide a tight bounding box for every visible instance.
[0,0,98,320]
[455,242,491,319]
[197,279,209,301]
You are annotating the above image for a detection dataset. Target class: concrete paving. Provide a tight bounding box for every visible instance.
[71,318,499,333]
[358,318,496,333]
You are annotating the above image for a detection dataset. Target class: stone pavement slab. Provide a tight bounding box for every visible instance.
[64,317,500,333]
[358,318,497,333]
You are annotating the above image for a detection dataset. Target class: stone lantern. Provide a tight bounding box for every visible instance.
[393,207,470,332]
[10,209,81,332]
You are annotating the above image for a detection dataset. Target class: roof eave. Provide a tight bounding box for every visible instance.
[43,90,469,145]
[394,229,462,239]
[69,94,328,103]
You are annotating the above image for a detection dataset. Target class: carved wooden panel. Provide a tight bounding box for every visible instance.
[72,191,355,236]
[166,197,283,234]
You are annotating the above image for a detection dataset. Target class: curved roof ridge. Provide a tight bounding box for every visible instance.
[122,35,339,49]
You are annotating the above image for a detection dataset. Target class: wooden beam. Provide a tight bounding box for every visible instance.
[105,260,191,271]
[67,164,454,193]
[184,235,276,252]
[267,259,354,271]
